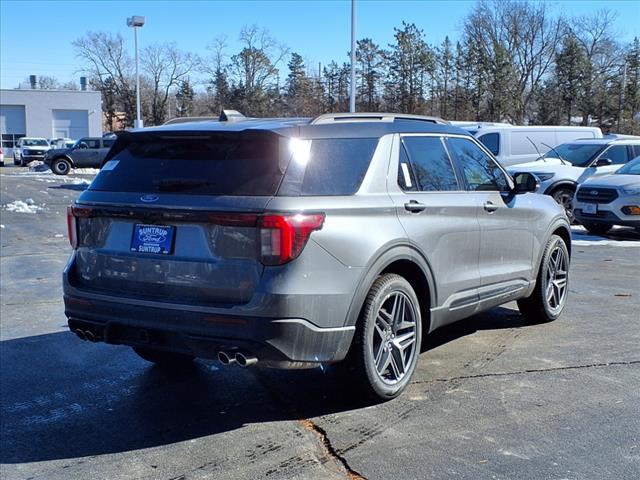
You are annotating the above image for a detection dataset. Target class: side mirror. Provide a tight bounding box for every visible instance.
[512,172,539,194]
[595,158,612,167]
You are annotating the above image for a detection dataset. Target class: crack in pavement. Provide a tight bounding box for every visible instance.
[411,359,640,385]
[298,419,367,480]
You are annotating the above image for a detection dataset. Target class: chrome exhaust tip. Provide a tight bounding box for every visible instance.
[217,349,237,365]
[74,329,86,341]
[235,351,258,367]
[84,330,96,342]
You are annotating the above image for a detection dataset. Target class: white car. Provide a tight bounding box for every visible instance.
[573,158,640,234]
[0,147,4,167]
[473,125,602,167]
[12,137,51,166]
[507,138,640,220]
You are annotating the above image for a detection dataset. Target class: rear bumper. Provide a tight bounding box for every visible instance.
[64,294,354,367]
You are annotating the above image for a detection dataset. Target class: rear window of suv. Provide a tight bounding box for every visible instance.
[90,132,284,196]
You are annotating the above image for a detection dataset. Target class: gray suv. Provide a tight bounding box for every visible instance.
[63,113,571,400]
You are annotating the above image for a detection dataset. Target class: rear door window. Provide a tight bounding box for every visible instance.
[446,137,510,191]
[400,136,459,191]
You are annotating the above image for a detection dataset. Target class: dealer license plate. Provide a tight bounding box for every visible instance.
[131,224,175,255]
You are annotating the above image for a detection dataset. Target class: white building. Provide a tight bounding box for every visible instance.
[0,88,102,153]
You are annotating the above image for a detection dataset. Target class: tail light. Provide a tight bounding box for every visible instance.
[67,205,93,249]
[259,213,325,265]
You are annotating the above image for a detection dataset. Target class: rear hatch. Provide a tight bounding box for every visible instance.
[70,130,287,307]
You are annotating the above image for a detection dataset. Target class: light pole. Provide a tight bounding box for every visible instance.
[127,15,145,128]
[349,0,356,113]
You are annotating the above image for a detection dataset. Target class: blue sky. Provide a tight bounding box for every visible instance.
[1,0,639,89]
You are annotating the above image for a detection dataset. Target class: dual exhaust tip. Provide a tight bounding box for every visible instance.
[74,329,257,367]
[73,328,98,342]
[218,348,258,367]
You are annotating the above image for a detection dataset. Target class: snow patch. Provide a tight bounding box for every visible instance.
[4,200,44,214]
[571,226,639,247]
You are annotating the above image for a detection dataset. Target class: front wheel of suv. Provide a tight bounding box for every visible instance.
[51,158,72,175]
[133,347,195,368]
[343,273,422,401]
[518,234,569,324]
[550,187,576,223]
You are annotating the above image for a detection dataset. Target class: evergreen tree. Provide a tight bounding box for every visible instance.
[555,34,587,124]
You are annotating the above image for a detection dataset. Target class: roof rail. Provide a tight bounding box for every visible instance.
[162,110,247,126]
[310,112,450,125]
[163,116,218,125]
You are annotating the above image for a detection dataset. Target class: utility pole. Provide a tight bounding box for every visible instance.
[350,0,356,113]
[127,16,145,128]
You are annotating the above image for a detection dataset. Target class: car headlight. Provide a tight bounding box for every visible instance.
[532,172,555,182]
[621,186,640,195]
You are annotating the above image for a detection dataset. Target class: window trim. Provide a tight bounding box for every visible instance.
[397,134,464,193]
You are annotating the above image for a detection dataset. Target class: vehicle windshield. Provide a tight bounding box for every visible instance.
[22,139,49,147]
[616,158,640,175]
[541,143,604,167]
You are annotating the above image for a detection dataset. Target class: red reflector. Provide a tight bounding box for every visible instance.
[67,206,78,249]
[207,213,258,227]
[259,213,324,265]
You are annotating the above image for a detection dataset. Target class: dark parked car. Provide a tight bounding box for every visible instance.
[64,113,571,400]
[44,137,115,175]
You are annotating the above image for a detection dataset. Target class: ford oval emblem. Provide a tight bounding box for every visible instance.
[590,190,598,196]
[140,194,159,203]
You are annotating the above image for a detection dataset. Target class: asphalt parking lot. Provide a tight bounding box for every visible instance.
[1,165,639,480]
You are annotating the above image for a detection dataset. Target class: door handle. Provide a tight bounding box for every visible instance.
[404,200,426,213]
[483,201,498,213]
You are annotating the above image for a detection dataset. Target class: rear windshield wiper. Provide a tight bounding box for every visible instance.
[155,179,218,192]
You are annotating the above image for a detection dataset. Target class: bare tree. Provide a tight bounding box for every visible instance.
[464,0,563,122]
[73,32,136,126]
[141,42,198,125]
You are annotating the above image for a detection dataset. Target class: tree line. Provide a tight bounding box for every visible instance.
[48,0,639,133]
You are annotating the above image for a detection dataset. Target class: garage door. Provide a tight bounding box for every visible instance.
[52,109,89,139]
[0,105,26,149]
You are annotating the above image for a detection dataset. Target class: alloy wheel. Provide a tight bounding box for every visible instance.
[544,243,568,314]
[371,291,418,385]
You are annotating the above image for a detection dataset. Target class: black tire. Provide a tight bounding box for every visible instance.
[518,234,570,324]
[133,346,195,368]
[341,273,422,401]
[550,187,575,223]
[51,158,72,175]
[13,156,20,166]
[582,223,611,236]
[19,155,27,167]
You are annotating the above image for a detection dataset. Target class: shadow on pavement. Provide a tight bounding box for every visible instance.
[48,183,89,192]
[0,306,529,464]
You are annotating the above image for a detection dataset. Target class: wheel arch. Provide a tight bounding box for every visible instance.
[543,180,578,196]
[344,245,435,335]
[532,220,572,282]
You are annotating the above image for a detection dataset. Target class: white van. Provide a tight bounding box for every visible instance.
[473,125,603,167]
